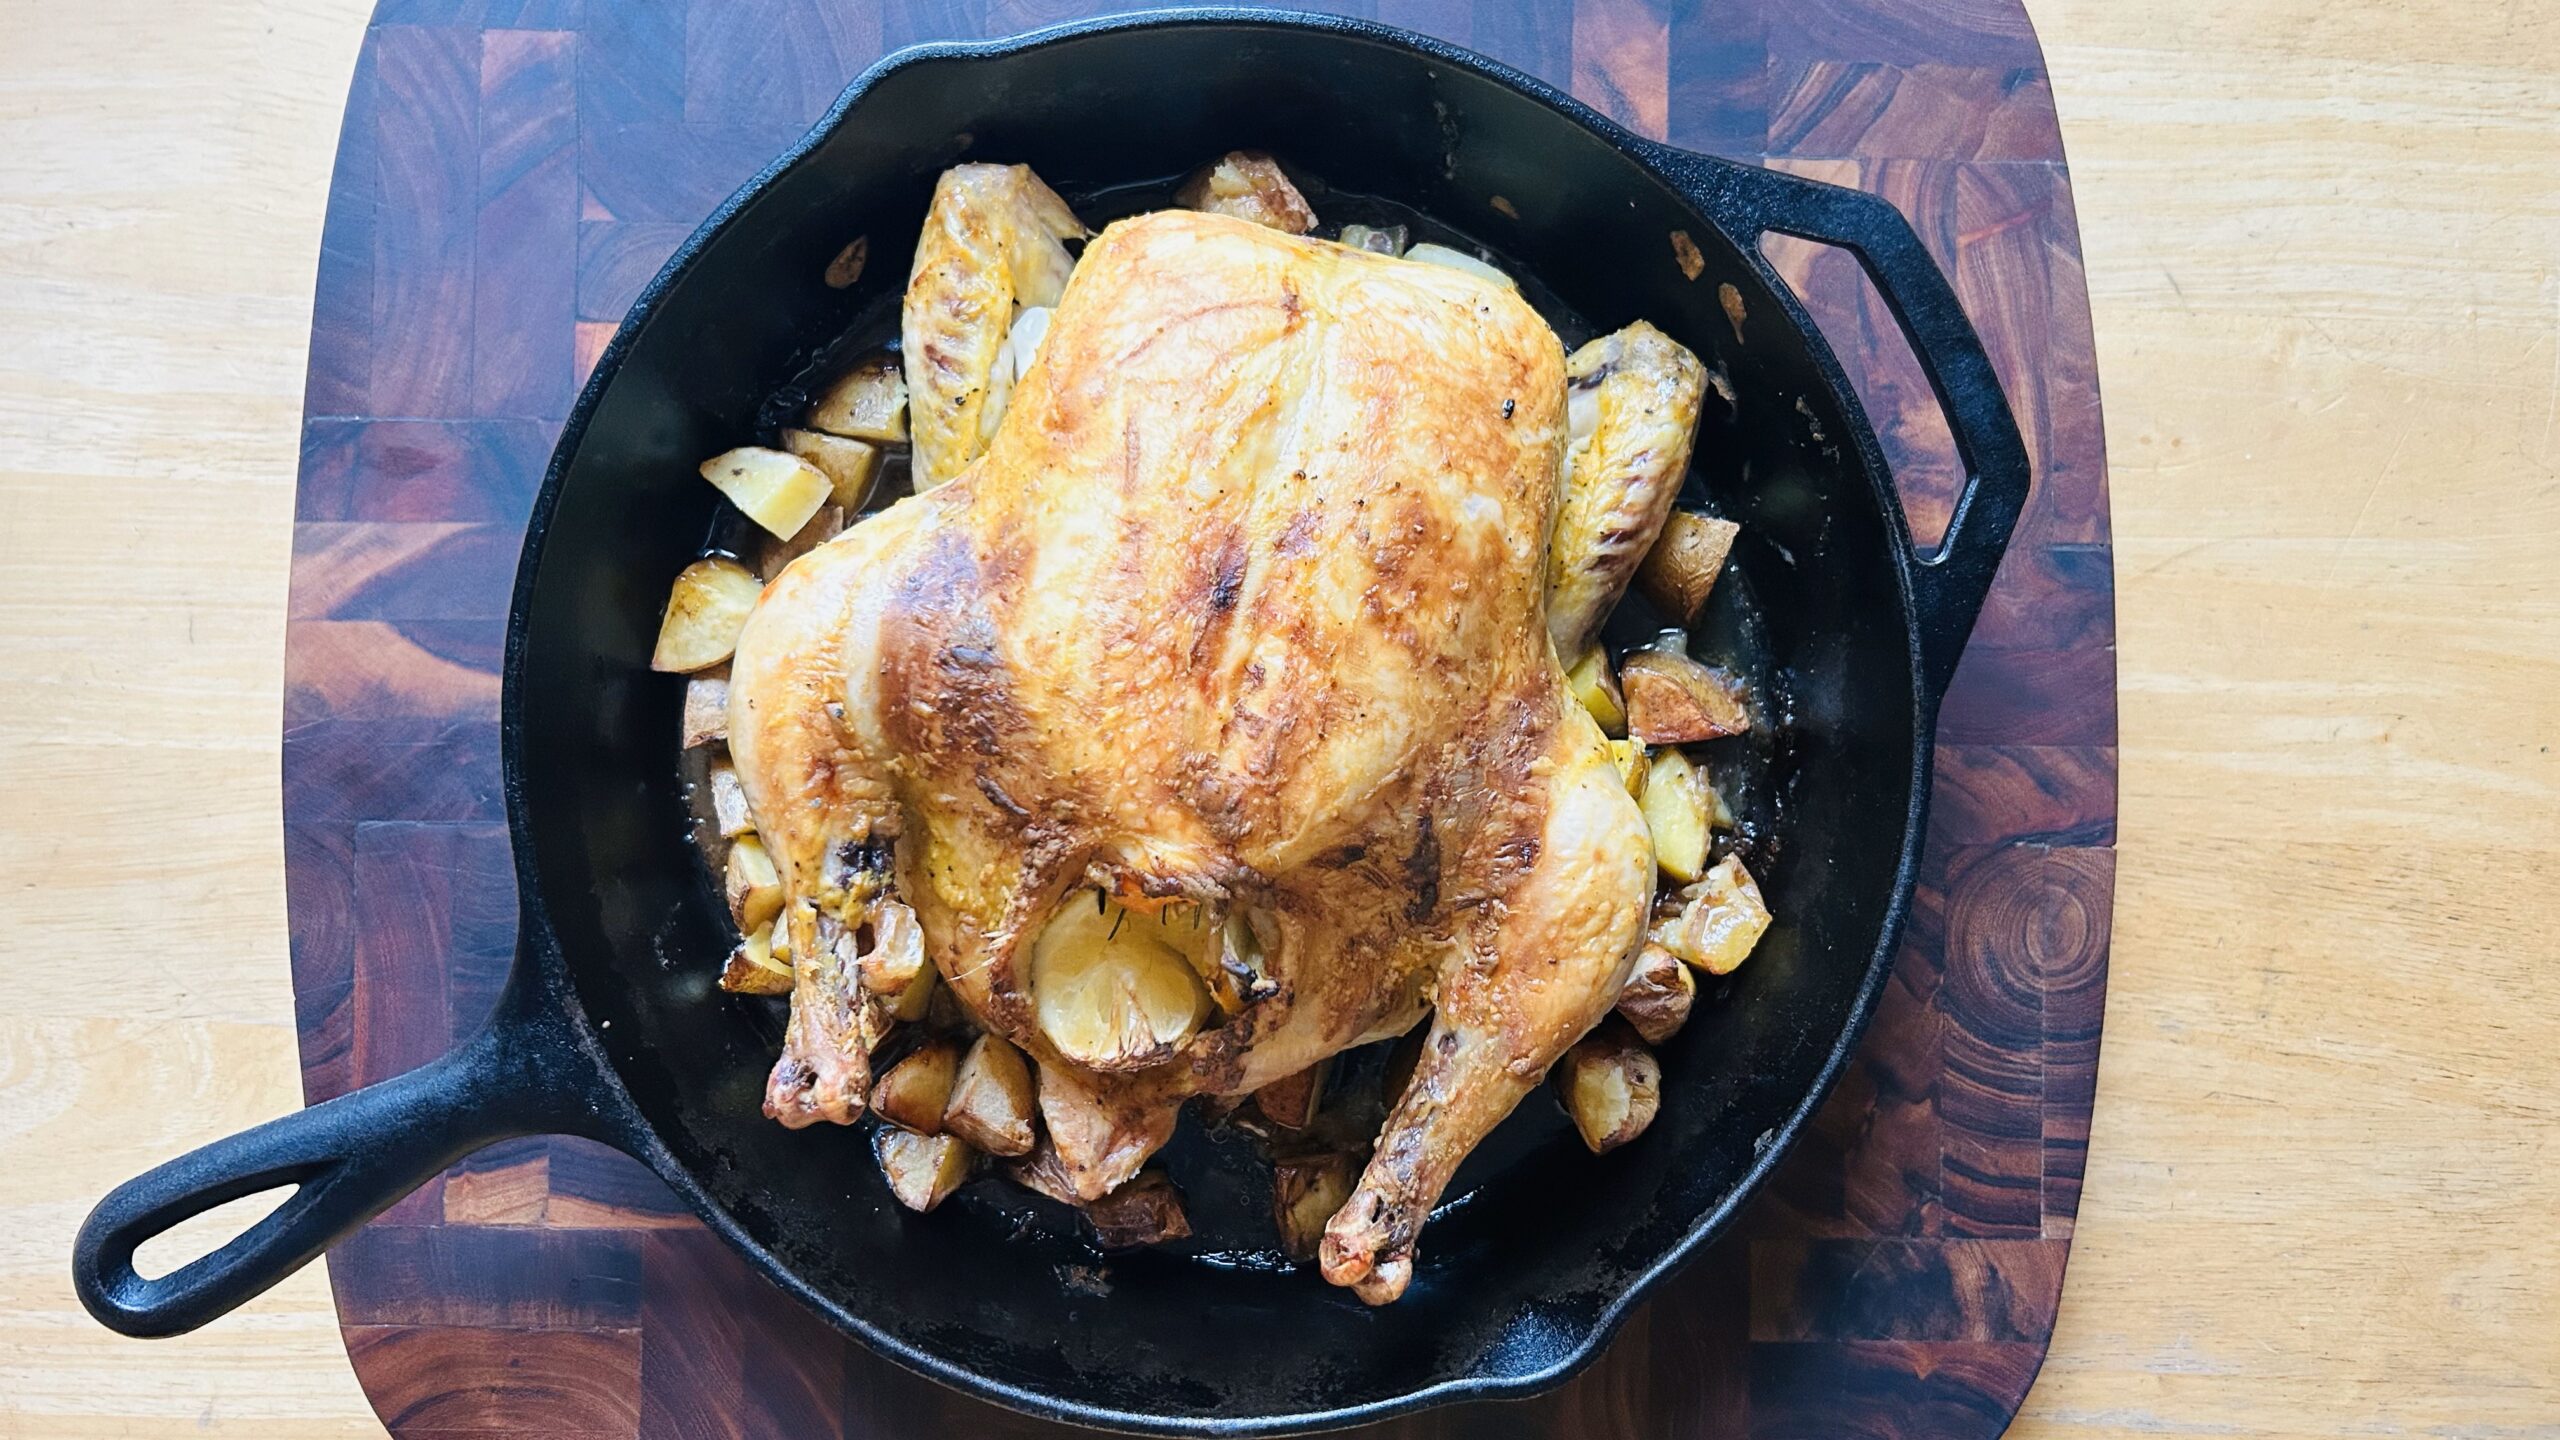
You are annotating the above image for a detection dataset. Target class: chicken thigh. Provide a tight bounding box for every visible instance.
[727,209,1655,1303]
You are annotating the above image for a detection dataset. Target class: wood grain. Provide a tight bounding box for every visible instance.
[0,1,2550,1439]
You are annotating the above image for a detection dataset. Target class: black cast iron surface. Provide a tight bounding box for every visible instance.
[77,10,2030,1434]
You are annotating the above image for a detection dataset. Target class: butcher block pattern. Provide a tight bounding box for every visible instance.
[283,0,2113,1434]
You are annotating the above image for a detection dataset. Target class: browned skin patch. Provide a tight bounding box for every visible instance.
[727,211,1654,1301]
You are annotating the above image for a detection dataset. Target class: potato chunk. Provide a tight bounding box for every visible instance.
[1557,1022,1661,1153]
[942,1033,1038,1157]
[679,667,729,747]
[650,557,762,673]
[724,833,783,933]
[1622,649,1752,744]
[705,759,754,838]
[1029,899,1209,1071]
[1250,1059,1331,1132]
[1176,150,1316,234]
[1651,854,1772,976]
[718,920,793,995]
[755,503,845,583]
[780,428,884,509]
[1639,747,1713,883]
[1272,1151,1359,1262]
[1614,942,1697,1045]
[872,1038,962,1135]
[1564,647,1627,737]
[806,355,909,444]
[1084,1170,1192,1249]
[1636,510,1740,625]
[1607,738,1648,798]
[698,446,832,541]
[875,1127,972,1213]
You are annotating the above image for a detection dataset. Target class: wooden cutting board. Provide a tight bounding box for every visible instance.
[282,0,2113,1433]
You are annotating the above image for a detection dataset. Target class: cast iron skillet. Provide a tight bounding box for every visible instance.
[75,10,2030,1434]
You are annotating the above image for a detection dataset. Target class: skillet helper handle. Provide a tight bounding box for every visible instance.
[74,968,614,1338]
[1705,162,2034,699]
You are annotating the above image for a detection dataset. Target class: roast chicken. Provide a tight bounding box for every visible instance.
[724,174,1706,1302]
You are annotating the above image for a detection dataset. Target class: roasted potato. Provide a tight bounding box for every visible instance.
[871,1037,962,1135]
[1556,1021,1661,1153]
[1029,899,1210,1071]
[1621,648,1751,744]
[1006,1136,1082,1206]
[875,1127,973,1213]
[1635,510,1740,625]
[1176,150,1316,234]
[680,667,730,747]
[1084,1169,1192,1249]
[780,428,884,509]
[650,557,763,673]
[1403,242,1516,290]
[1250,1059,1332,1132]
[1639,746,1714,883]
[705,759,754,839]
[1545,322,1707,657]
[718,920,793,995]
[1614,942,1696,1045]
[1272,1151,1359,1262]
[1564,647,1628,737]
[724,833,783,933]
[806,354,909,444]
[1607,738,1648,798]
[1337,223,1407,257]
[756,503,846,583]
[699,446,833,541]
[1651,854,1771,976]
[943,1032,1038,1157]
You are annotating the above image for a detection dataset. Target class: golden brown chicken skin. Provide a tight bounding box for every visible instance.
[728,209,1654,1303]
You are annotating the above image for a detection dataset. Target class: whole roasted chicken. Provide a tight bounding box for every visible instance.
[719,162,1715,1303]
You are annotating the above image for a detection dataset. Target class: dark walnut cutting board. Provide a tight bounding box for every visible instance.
[283,0,2114,1434]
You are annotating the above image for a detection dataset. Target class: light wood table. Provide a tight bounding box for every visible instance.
[0,1,2551,1435]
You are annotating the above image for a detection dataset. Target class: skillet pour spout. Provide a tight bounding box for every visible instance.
[75,10,2028,1434]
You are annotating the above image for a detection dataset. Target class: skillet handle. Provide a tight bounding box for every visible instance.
[73,955,622,1337]
[1662,154,2034,700]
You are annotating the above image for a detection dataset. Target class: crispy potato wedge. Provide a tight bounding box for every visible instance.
[1084,1170,1192,1249]
[1557,1021,1661,1153]
[1272,1151,1359,1262]
[1030,899,1210,1071]
[756,503,846,583]
[872,1037,962,1135]
[1615,942,1697,1045]
[875,1127,973,1213]
[1006,1136,1082,1206]
[725,833,783,933]
[706,759,754,839]
[651,557,763,673]
[1250,1059,1331,1132]
[780,428,884,509]
[806,354,909,444]
[1403,242,1517,290]
[1636,510,1740,625]
[1622,648,1751,744]
[1608,738,1648,798]
[719,920,793,995]
[1564,647,1628,737]
[1651,854,1772,976]
[1176,150,1316,233]
[943,1033,1038,1157]
[699,446,832,541]
[680,667,730,748]
[1640,747,1713,883]
[1546,321,1706,656]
